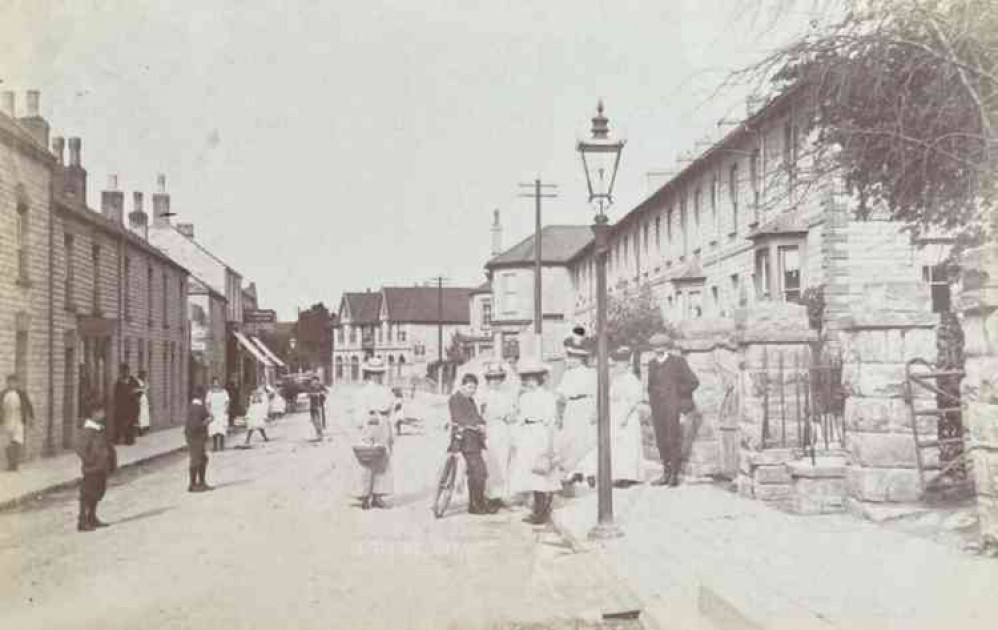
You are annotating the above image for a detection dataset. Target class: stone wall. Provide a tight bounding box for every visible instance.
[835,282,940,508]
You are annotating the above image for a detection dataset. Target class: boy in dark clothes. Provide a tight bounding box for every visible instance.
[185,387,213,492]
[76,396,117,532]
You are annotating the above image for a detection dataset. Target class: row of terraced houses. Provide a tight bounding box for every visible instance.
[1,90,284,462]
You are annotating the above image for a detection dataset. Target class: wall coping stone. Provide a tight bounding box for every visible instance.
[837,312,938,330]
[789,457,848,478]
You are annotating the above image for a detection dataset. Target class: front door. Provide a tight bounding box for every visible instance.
[62,346,76,449]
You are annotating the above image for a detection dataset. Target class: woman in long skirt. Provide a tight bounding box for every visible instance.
[481,363,516,507]
[508,359,561,525]
[206,377,230,452]
[556,336,597,486]
[136,370,151,437]
[244,387,270,445]
[353,358,395,510]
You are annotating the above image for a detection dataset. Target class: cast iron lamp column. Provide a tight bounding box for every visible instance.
[577,101,625,540]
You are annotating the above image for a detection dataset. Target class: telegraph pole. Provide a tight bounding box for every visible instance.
[518,179,558,359]
[427,275,449,393]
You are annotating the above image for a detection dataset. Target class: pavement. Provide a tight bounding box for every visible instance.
[551,478,998,630]
[0,392,647,630]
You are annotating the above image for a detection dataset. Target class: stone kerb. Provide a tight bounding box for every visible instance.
[674,317,739,478]
[835,283,940,507]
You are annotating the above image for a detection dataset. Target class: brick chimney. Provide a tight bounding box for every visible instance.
[491,209,502,256]
[64,137,87,204]
[1,91,14,117]
[152,174,172,228]
[129,191,149,240]
[52,136,65,165]
[100,174,124,224]
[176,223,195,239]
[18,90,50,149]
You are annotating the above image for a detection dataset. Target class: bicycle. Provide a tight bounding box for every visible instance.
[431,424,483,519]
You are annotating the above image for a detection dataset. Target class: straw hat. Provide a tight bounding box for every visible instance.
[610,346,632,362]
[484,363,507,380]
[362,357,387,373]
[648,333,675,349]
[516,358,549,376]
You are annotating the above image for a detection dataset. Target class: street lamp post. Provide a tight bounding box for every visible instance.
[577,101,625,540]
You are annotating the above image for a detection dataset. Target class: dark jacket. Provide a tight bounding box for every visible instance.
[448,392,486,453]
[0,387,34,425]
[185,401,210,445]
[76,424,116,475]
[114,377,141,423]
[647,354,699,420]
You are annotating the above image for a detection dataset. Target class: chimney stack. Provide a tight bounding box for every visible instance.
[128,191,149,240]
[491,209,502,256]
[100,174,124,224]
[1,91,14,117]
[176,223,195,239]
[52,137,65,165]
[152,173,172,228]
[19,90,50,148]
[64,137,87,204]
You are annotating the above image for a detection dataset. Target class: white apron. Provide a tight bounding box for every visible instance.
[205,389,230,437]
[1,391,25,445]
[353,383,395,497]
[482,387,516,500]
[580,370,645,482]
[246,398,268,430]
[508,389,561,494]
[555,366,597,478]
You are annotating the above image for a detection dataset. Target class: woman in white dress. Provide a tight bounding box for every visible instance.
[556,336,597,486]
[353,358,395,510]
[243,387,270,446]
[481,363,516,507]
[136,370,151,436]
[508,359,561,525]
[205,377,230,452]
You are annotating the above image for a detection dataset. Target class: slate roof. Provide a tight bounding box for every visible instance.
[485,225,593,268]
[342,292,383,325]
[747,212,809,240]
[382,286,472,324]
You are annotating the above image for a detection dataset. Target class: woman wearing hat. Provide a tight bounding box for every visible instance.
[481,363,516,507]
[508,359,561,525]
[647,333,699,487]
[556,336,598,486]
[353,357,395,509]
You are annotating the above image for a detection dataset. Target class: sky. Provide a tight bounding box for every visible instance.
[2,0,821,320]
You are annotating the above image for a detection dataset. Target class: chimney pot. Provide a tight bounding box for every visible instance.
[176,223,195,239]
[52,137,65,165]
[1,91,15,117]
[108,174,118,190]
[68,137,82,167]
[100,179,125,224]
[25,90,39,117]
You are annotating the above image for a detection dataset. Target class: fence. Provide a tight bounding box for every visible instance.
[756,346,845,462]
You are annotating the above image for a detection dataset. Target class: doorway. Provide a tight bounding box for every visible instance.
[62,346,76,449]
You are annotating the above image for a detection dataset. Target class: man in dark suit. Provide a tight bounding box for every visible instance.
[113,364,141,445]
[646,334,699,487]
[448,373,496,514]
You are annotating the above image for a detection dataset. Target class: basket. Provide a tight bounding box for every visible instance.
[352,443,387,467]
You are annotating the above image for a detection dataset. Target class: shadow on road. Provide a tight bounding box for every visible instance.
[114,506,174,525]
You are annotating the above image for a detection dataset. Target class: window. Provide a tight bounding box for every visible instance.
[92,245,101,314]
[377,326,383,344]
[335,356,344,379]
[386,324,393,343]
[729,163,739,235]
[179,280,185,334]
[163,346,169,408]
[922,265,952,313]
[750,148,761,216]
[482,300,492,330]
[654,216,661,249]
[680,196,689,256]
[778,246,801,302]
[398,326,407,343]
[666,207,673,247]
[350,356,360,381]
[349,325,357,344]
[711,286,720,315]
[693,188,702,244]
[147,266,154,326]
[15,331,28,385]
[64,234,75,310]
[730,274,741,309]
[162,271,168,327]
[783,117,798,197]
[501,272,517,315]
[124,257,132,321]
[710,173,719,239]
[755,248,770,299]
[124,337,132,367]
[642,222,649,255]
[15,203,28,283]
[337,328,344,344]
[138,339,145,372]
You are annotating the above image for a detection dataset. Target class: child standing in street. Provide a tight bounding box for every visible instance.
[75,396,117,531]
[185,387,212,492]
[206,377,230,452]
[244,387,271,446]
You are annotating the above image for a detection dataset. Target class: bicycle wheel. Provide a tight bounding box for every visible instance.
[432,454,458,519]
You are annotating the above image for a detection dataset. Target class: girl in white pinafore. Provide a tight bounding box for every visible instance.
[481,363,517,505]
[508,359,561,525]
[580,346,646,485]
[243,388,270,446]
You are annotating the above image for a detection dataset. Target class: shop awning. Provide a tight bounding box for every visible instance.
[233,331,274,367]
[251,336,286,368]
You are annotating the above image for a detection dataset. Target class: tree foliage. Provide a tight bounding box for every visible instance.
[740,0,997,252]
[606,283,673,352]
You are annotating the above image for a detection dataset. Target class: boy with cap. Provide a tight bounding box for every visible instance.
[75,395,117,531]
[185,386,213,492]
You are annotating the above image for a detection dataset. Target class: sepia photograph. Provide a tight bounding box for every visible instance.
[1,1,996,628]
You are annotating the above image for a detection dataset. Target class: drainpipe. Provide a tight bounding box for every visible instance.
[45,162,55,456]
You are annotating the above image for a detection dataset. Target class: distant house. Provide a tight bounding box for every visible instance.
[333,286,473,383]
[484,225,593,361]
